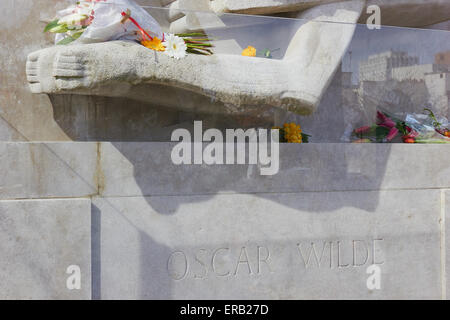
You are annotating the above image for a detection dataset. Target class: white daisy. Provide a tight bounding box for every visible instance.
[162,34,187,60]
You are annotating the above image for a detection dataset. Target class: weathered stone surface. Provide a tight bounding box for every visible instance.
[0,143,98,199]
[0,199,91,300]
[2,0,450,142]
[92,190,442,299]
[0,117,14,141]
[210,0,336,15]
[99,143,450,200]
[26,1,363,117]
[446,190,450,300]
[0,0,73,142]
[173,0,450,27]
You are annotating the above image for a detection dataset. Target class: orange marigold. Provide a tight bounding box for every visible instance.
[283,123,303,143]
[141,37,165,52]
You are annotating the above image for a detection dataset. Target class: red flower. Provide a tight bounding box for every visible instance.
[354,126,371,135]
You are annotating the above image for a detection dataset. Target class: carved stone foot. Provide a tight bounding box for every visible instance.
[27,46,92,94]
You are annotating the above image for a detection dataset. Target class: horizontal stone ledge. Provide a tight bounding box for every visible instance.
[1,142,448,200]
[100,142,450,197]
[0,198,91,300]
[0,142,98,200]
[92,189,442,299]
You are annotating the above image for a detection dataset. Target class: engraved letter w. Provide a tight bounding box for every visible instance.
[297,242,327,268]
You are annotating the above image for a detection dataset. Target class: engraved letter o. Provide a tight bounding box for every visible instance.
[167,251,189,281]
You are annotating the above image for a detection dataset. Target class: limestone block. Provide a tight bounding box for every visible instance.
[0,142,98,199]
[92,189,442,299]
[0,199,91,300]
[446,190,450,300]
[99,143,450,199]
[0,117,14,141]
[0,0,74,141]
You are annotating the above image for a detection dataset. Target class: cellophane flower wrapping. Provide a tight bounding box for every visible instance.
[405,112,449,138]
[55,0,163,44]
[404,113,438,139]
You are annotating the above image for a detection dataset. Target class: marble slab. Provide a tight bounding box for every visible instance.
[93,189,442,299]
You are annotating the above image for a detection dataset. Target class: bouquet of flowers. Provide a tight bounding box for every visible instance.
[44,0,213,58]
[353,109,450,144]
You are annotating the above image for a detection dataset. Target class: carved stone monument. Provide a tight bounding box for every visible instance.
[1,0,450,300]
[26,1,364,117]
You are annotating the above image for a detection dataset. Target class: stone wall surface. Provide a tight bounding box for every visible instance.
[99,143,450,199]
[447,190,450,299]
[0,198,91,300]
[93,190,442,299]
[0,142,448,299]
[1,0,450,300]
[1,1,450,142]
[0,142,98,199]
[0,0,73,142]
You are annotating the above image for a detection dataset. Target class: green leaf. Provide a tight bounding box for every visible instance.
[56,36,76,45]
[301,133,311,143]
[395,121,408,135]
[186,48,212,55]
[49,24,69,33]
[44,19,59,33]
[71,31,84,40]
[375,126,390,142]
[256,49,272,59]
[424,108,442,128]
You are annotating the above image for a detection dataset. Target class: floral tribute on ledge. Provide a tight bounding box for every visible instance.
[352,108,450,144]
[242,45,280,59]
[273,123,311,144]
[44,0,213,59]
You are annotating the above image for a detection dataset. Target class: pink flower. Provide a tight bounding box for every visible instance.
[376,111,396,128]
[386,127,399,142]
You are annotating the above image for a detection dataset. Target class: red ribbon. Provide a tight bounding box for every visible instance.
[121,11,153,41]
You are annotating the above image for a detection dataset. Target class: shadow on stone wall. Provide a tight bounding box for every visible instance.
[92,201,174,299]
[49,94,278,142]
[109,142,391,215]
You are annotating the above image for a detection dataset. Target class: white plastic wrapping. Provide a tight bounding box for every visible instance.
[55,0,163,44]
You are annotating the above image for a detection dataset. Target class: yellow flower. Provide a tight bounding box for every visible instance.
[141,37,165,52]
[283,123,303,143]
[242,46,256,57]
